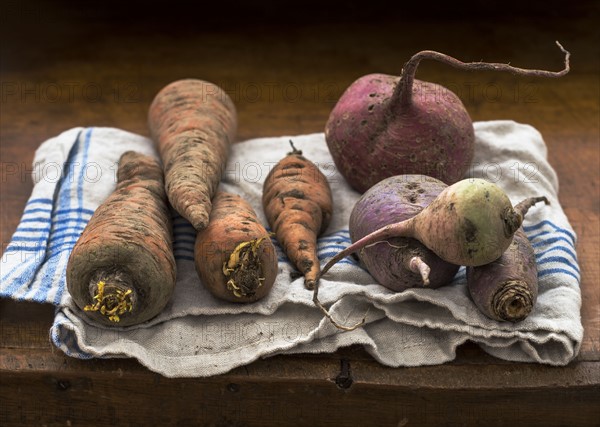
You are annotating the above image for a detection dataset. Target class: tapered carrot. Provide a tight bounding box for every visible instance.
[148,78,237,231]
[67,151,176,327]
[195,191,278,303]
[262,141,333,290]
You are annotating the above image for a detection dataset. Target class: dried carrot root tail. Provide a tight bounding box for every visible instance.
[148,79,238,231]
[84,279,134,323]
[262,141,333,290]
[222,236,271,298]
[67,151,176,327]
[195,192,278,303]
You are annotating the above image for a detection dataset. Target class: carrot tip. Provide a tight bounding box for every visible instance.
[191,218,209,232]
[181,204,210,231]
[304,279,316,290]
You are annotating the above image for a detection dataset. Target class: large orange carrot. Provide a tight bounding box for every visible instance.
[195,191,278,303]
[262,141,333,290]
[67,151,176,327]
[148,78,237,231]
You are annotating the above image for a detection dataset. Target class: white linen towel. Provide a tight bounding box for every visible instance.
[0,121,582,377]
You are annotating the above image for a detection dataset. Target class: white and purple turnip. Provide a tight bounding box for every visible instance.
[325,42,570,193]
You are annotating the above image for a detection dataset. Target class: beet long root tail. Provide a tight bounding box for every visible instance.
[319,221,413,279]
[396,41,570,107]
[312,221,412,331]
[312,283,367,332]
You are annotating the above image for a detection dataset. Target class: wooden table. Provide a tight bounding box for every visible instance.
[1,2,599,426]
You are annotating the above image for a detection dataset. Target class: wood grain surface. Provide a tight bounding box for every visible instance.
[1,1,599,426]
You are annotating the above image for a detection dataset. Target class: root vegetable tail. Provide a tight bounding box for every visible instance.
[84,280,134,323]
[223,236,270,298]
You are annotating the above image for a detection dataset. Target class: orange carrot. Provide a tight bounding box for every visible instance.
[195,191,278,303]
[67,151,176,327]
[148,78,237,231]
[262,141,333,290]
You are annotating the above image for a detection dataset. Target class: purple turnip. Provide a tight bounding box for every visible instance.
[325,42,570,193]
[466,227,538,322]
[350,174,459,290]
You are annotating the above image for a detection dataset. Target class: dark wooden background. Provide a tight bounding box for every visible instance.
[1,1,599,426]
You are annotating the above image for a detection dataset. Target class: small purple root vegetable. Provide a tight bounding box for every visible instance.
[325,42,570,193]
[466,227,538,322]
[350,175,459,290]
[313,178,548,330]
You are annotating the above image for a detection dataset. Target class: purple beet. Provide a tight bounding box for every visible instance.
[350,174,459,291]
[325,42,570,193]
[466,227,538,322]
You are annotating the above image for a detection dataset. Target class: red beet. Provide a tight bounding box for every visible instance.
[350,175,459,290]
[325,42,570,193]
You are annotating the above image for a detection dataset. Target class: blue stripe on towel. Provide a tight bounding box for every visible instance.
[174,246,194,252]
[10,235,52,242]
[51,314,94,359]
[523,220,576,242]
[21,207,52,215]
[12,229,87,244]
[537,255,580,271]
[32,131,85,302]
[26,198,54,206]
[317,250,359,264]
[528,229,575,246]
[535,244,577,261]
[53,128,94,305]
[1,131,84,299]
[3,245,46,253]
[12,226,52,234]
[19,208,94,224]
[527,223,579,282]
[537,267,580,281]
[54,207,95,217]
[531,235,575,249]
[173,233,197,243]
[2,258,45,297]
[171,217,196,252]
[173,221,194,228]
[19,217,55,224]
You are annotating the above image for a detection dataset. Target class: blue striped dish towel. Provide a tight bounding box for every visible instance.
[0,121,583,377]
